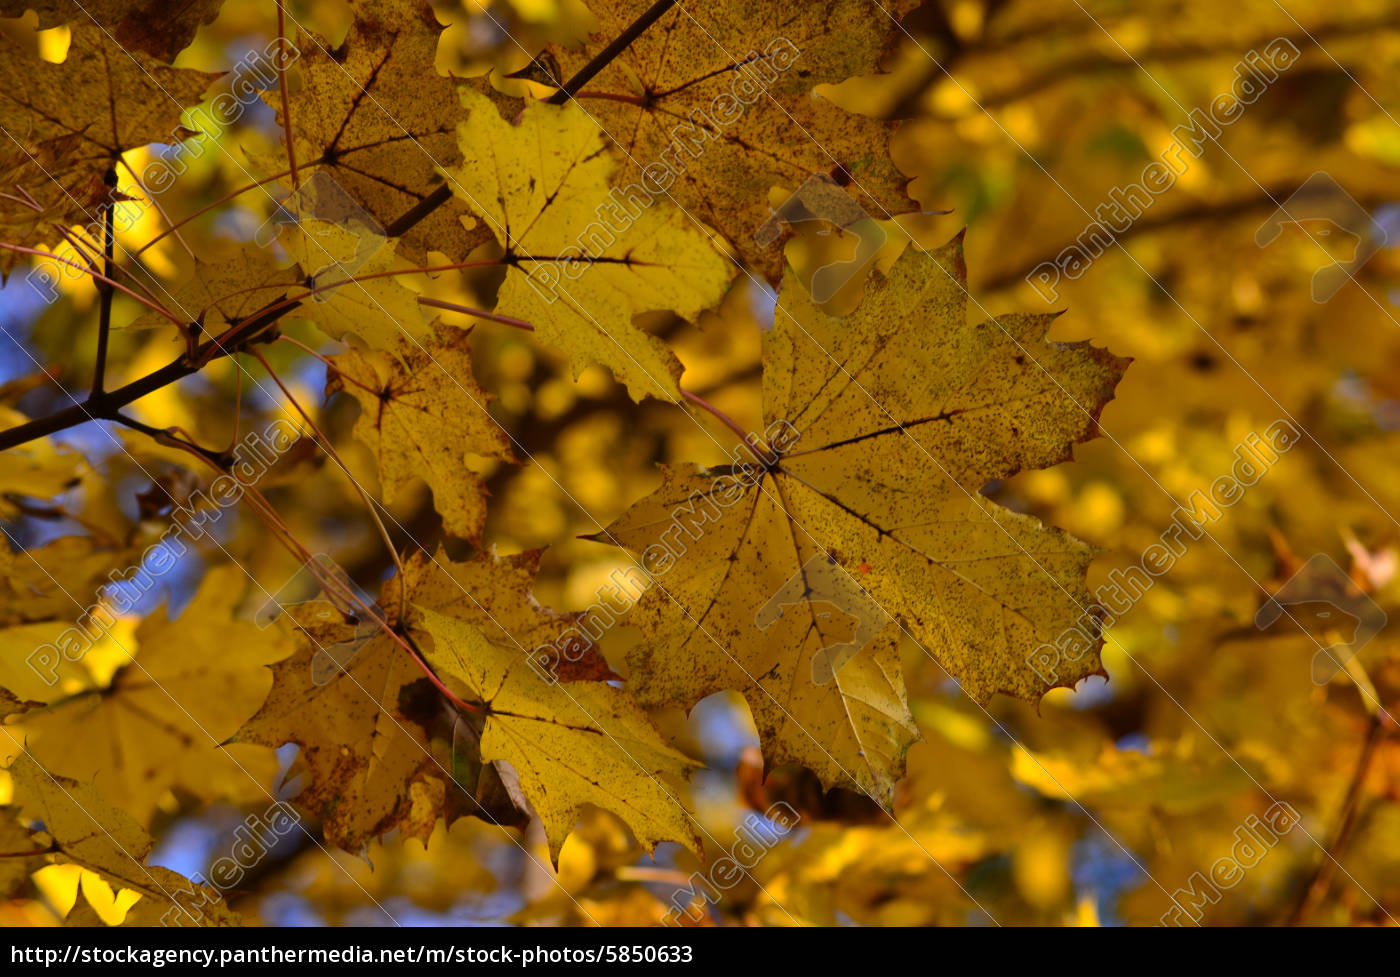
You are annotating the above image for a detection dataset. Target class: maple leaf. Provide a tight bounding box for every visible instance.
[5,752,240,925]
[548,0,919,281]
[234,599,453,852]
[126,243,295,335]
[416,605,701,864]
[441,88,734,403]
[265,0,493,264]
[13,565,292,825]
[0,0,226,63]
[0,26,216,274]
[0,406,84,516]
[280,223,431,351]
[0,808,45,899]
[0,686,41,720]
[0,535,129,627]
[236,548,594,850]
[327,325,514,544]
[598,233,1127,802]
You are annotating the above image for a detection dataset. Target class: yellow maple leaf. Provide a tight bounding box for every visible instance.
[281,223,431,351]
[234,598,451,852]
[328,325,514,544]
[416,604,701,863]
[0,407,84,518]
[441,88,734,403]
[6,752,239,925]
[236,548,583,850]
[265,0,493,263]
[549,0,918,281]
[599,232,1127,802]
[13,565,292,824]
[126,243,295,336]
[0,26,215,275]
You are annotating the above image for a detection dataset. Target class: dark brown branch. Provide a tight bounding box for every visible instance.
[546,0,677,104]
[110,412,226,467]
[0,296,297,453]
[383,182,452,238]
[91,169,117,396]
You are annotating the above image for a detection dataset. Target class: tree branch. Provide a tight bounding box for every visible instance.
[545,0,677,105]
[3,0,678,454]
[1287,715,1389,924]
[0,296,297,452]
[91,169,117,396]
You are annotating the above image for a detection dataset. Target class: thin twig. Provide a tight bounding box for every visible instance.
[275,335,378,396]
[91,170,116,396]
[0,243,183,325]
[1287,715,1389,924]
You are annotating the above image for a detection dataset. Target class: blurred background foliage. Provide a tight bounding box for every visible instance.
[2,0,1400,926]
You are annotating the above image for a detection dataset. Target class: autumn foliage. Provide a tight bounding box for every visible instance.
[0,0,1397,929]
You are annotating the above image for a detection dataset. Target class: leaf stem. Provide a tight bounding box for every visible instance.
[275,1,300,192]
[417,296,534,330]
[0,243,184,326]
[682,389,749,443]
